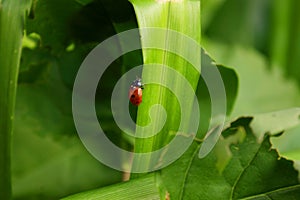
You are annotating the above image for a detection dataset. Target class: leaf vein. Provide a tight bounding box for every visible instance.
[230,137,267,199]
[179,143,201,200]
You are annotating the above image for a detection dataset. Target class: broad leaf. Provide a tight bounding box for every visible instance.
[202,38,300,119]
[197,50,238,157]
[272,124,300,162]
[12,69,122,199]
[202,38,300,165]
[250,108,300,141]
[161,117,300,199]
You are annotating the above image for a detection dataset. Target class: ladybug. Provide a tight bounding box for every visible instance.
[129,77,144,106]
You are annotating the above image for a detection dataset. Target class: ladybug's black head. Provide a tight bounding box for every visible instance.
[132,77,143,88]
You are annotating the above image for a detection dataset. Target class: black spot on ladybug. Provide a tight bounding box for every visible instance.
[131,94,135,98]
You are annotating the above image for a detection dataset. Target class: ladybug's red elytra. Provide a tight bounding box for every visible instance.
[129,77,143,106]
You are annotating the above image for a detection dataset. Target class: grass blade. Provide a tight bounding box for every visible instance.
[129,0,201,173]
[0,1,31,198]
[62,174,160,200]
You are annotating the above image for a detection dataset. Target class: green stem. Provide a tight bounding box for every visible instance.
[0,1,31,199]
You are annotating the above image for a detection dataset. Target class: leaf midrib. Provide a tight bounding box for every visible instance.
[229,137,266,199]
[239,184,300,199]
[178,143,201,200]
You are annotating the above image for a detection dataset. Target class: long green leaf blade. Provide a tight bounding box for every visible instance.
[62,174,160,200]
[0,1,31,199]
[129,0,201,173]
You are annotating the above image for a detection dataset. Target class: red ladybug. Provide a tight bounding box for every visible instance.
[129,77,143,106]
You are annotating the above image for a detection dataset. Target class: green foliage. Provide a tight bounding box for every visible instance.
[12,72,122,199]
[196,50,238,138]
[9,0,129,198]
[202,39,300,118]
[161,118,299,200]
[62,174,160,200]
[0,0,32,199]
[129,0,201,172]
[270,0,300,85]
[61,117,300,199]
[0,0,300,199]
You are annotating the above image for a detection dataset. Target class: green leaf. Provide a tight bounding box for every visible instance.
[271,124,300,162]
[202,38,300,119]
[250,108,300,141]
[270,0,300,86]
[201,38,300,176]
[161,117,300,199]
[240,185,300,199]
[204,0,270,53]
[201,0,227,31]
[129,0,201,172]
[0,0,32,198]
[246,108,300,167]
[196,50,238,157]
[26,0,121,52]
[269,0,292,69]
[26,0,81,51]
[12,75,122,199]
[254,109,300,166]
[19,47,52,84]
[62,174,160,200]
